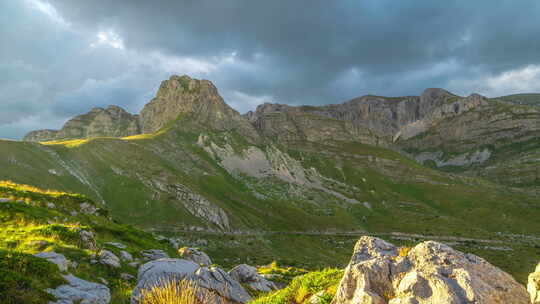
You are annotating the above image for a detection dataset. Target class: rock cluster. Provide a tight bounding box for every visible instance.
[332,236,529,304]
[24,105,141,142]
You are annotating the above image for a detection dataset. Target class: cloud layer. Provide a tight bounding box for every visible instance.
[2,0,540,139]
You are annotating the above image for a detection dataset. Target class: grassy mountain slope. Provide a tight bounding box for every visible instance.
[2,119,540,283]
[495,93,540,107]
[0,181,176,303]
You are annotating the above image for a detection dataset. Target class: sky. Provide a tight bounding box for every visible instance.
[2,0,540,139]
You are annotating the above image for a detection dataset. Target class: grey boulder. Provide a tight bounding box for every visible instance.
[34,251,69,272]
[99,250,121,268]
[229,264,278,292]
[47,274,110,304]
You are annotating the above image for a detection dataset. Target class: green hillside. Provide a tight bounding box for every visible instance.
[495,93,540,106]
[2,121,540,283]
[0,181,176,303]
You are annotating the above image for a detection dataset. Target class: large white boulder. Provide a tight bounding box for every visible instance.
[131,258,251,304]
[178,247,212,266]
[34,251,69,272]
[229,264,278,292]
[528,262,540,303]
[332,236,529,304]
[47,274,110,304]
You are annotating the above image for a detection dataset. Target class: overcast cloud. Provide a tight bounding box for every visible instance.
[2,0,540,139]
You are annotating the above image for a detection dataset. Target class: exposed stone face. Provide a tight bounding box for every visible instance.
[248,88,487,145]
[23,129,59,142]
[528,262,540,303]
[24,105,141,142]
[332,236,529,304]
[139,75,259,141]
[34,251,69,272]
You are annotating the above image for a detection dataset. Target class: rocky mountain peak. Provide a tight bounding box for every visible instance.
[420,88,452,100]
[140,75,259,141]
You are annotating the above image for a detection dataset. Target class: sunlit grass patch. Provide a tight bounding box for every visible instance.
[250,268,343,304]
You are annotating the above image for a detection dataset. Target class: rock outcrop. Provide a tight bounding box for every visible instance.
[24,129,59,142]
[131,258,251,304]
[332,236,529,304]
[34,251,69,272]
[248,89,488,144]
[47,274,111,304]
[139,75,259,142]
[24,105,141,142]
[178,247,212,266]
[228,264,278,292]
[529,262,540,303]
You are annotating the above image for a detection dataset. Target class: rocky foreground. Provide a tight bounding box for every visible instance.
[31,235,540,304]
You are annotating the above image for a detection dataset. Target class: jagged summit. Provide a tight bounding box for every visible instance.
[139,75,259,141]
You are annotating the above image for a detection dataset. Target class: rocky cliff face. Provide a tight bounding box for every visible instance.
[24,105,141,142]
[139,75,259,142]
[247,88,488,145]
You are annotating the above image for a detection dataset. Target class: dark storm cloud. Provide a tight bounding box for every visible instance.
[46,0,540,99]
[2,0,540,139]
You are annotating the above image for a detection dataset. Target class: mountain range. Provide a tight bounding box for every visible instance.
[2,74,540,281]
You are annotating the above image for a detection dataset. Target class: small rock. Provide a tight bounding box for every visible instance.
[128,261,140,268]
[46,202,56,209]
[34,251,69,272]
[228,264,278,292]
[140,249,169,261]
[0,198,11,203]
[121,273,135,281]
[80,202,98,215]
[98,277,109,286]
[106,242,127,249]
[308,291,326,304]
[120,250,133,262]
[47,274,110,304]
[80,230,97,250]
[99,250,121,268]
[70,210,78,216]
[178,247,212,266]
